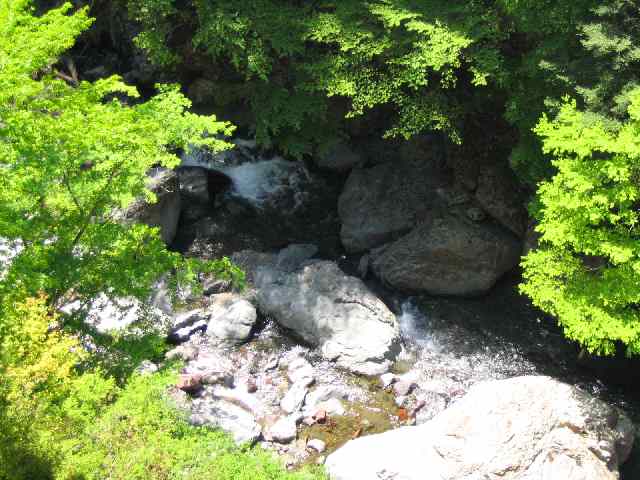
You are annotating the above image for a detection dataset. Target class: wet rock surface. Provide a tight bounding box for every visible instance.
[125,252,640,478]
[166,319,404,462]
[174,142,343,259]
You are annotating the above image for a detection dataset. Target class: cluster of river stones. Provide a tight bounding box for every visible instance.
[107,242,634,480]
[93,138,638,478]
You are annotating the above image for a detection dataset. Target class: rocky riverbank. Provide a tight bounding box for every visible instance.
[44,136,640,479]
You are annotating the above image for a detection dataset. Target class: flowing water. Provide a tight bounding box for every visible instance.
[389,279,640,478]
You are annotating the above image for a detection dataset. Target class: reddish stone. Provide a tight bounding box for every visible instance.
[247,377,258,393]
[177,373,203,394]
[313,409,327,424]
[397,407,409,422]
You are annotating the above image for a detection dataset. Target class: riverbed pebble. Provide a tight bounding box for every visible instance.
[307,439,326,453]
[269,416,298,444]
[281,381,309,413]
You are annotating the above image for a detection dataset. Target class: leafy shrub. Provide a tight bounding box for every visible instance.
[522,90,640,355]
[0,0,242,315]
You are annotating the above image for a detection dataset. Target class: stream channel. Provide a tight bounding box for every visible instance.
[174,140,640,478]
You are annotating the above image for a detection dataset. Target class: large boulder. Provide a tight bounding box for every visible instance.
[207,293,258,345]
[370,214,521,296]
[338,156,450,253]
[190,400,261,445]
[326,376,635,480]
[255,260,400,375]
[177,166,210,205]
[123,167,181,245]
[316,141,362,172]
[475,165,528,238]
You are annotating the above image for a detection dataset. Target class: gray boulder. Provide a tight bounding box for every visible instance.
[475,165,527,237]
[255,261,400,375]
[190,400,261,445]
[122,167,181,245]
[268,416,298,444]
[280,381,309,414]
[287,356,316,387]
[207,294,257,345]
[177,167,210,205]
[316,142,362,172]
[370,214,521,296]
[276,243,318,272]
[177,167,234,223]
[326,376,634,480]
[338,156,449,253]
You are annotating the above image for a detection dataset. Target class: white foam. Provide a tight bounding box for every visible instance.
[398,300,441,352]
[220,158,307,207]
[180,140,311,209]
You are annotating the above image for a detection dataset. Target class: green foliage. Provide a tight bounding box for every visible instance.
[304,0,505,143]
[0,0,242,312]
[126,0,179,66]
[58,369,326,480]
[498,0,640,184]
[0,296,116,479]
[521,91,640,355]
[0,296,325,479]
[126,0,507,155]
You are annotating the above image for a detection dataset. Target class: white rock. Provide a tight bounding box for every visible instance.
[303,386,347,417]
[326,376,635,480]
[287,357,315,387]
[311,398,345,417]
[165,344,199,362]
[269,416,298,444]
[307,439,326,453]
[135,360,159,376]
[379,373,396,389]
[393,380,415,397]
[207,294,257,345]
[212,386,262,416]
[280,381,309,414]
[191,400,261,445]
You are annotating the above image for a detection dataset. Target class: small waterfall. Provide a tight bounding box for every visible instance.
[398,299,441,352]
[180,140,312,210]
[220,158,310,209]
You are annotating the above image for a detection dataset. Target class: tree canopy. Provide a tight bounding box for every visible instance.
[2,1,640,477]
[0,0,241,312]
